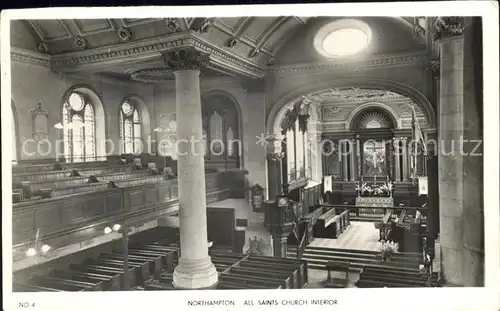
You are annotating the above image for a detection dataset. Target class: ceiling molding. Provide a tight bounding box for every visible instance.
[268,51,428,75]
[11,47,51,67]
[49,32,266,78]
[28,20,73,42]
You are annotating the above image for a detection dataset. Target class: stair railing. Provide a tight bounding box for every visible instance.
[296,222,308,260]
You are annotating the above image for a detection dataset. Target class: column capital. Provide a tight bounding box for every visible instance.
[433,17,465,41]
[162,47,210,71]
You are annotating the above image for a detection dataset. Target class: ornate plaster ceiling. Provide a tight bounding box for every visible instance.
[11,17,430,82]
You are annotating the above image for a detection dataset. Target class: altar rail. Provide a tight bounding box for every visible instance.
[12,171,245,262]
[319,203,428,219]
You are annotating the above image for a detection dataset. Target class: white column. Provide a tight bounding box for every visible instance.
[166,48,218,289]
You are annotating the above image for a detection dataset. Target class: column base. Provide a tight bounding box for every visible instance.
[173,256,218,289]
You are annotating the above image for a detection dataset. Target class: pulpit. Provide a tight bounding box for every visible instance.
[263,196,295,258]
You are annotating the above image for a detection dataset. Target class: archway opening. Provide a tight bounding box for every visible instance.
[202,93,242,172]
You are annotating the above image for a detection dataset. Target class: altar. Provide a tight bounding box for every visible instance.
[355,196,394,216]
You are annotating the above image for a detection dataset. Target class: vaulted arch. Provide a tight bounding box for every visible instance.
[267,77,436,136]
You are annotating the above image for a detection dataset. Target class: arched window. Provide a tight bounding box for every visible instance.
[62,92,96,163]
[119,100,142,154]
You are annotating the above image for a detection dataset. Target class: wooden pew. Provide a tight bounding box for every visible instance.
[50,269,114,291]
[116,250,164,279]
[95,170,152,182]
[228,266,293,289]
[14,170,75,186]
[129,247,177,274]
[76,165,135,177]
[14,283,63,292]
[324,261,350,288]
[13,163,59,174]
[95,254,152,284]
[110,175,165,188]
[238,259,302,289]
[218,274,283,289]
[245,255,307,287]
[218,280,269,289]
[137,245,178,273]
[31,275,103,291]
[357,266,432,288]
[39,182,110,198]
[22,175,91,196]
[69,263,136,290]
[28,276,88,292]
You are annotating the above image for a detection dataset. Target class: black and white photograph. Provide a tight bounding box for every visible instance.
[1,3,499,311]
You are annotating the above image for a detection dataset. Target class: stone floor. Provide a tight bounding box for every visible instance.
[309,222,380,251]
[207,199,440,288]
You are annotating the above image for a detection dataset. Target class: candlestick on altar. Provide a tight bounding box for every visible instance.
[387,175,389,182]
[374,175,377,183]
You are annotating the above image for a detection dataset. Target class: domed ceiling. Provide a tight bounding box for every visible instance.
[10,17,430,82]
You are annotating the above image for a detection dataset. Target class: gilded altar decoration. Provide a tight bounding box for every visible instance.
[356,181,393,198]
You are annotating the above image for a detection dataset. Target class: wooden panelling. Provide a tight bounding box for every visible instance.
[157,184,170,202]
[12,171,244,252]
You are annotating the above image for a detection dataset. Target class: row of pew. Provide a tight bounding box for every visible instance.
[314,208,351,239]
[14,241,308,291]
[12,162,168,201]
[355,266,439,288]
[149,250,308,290]
[14,244,179,292]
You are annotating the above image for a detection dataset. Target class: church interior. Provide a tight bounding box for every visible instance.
[7,16,485,290]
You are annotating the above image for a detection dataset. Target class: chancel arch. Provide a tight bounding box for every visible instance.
[201,91,243,171]
[119,95,152,155]
[59,86,106,162]
[267,78,436,136]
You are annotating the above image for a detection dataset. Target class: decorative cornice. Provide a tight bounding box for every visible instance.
[10,47,51,67]
[50,32,266,79]
[269,52,428,75]
[162,47,210,71]
[433,17,465,41]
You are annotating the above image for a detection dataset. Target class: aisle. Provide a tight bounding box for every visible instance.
[309,221,380,251]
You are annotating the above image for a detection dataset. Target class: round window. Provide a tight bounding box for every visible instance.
[314,19,372,58]
[69,92,84,111]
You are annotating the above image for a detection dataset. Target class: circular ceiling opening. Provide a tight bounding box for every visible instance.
[314,19,372,58]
